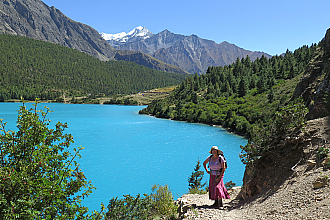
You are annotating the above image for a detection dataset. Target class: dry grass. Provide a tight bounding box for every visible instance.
[61,86,177,105]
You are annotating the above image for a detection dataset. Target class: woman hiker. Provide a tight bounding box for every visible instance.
[203,146,230,208]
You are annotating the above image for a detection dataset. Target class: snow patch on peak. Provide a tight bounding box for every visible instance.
[100,32,126,41]
[128,26,144,35]
[100,26,153,43]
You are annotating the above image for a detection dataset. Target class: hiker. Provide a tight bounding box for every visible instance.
[203,146,230,208]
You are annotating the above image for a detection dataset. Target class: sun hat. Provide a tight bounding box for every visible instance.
[209,146,223,154]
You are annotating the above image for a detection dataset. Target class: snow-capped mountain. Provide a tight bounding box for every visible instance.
[102,26,271,74]
[100,26,153,46]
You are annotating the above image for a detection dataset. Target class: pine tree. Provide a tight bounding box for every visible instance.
[257,74,267,94]
[188,158,206,193]
[239,77,248,97]
[268,87,275,103]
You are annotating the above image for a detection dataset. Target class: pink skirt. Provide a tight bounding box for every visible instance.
[209,175,230,200]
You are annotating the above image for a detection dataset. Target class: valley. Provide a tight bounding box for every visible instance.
[0,0,329,219]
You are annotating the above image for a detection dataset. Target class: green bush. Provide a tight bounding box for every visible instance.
[225,181,236,190]
[317,147,329,163]
[240,98,308,167]
[105,194,151,220]
[149,184,178,219]
[0,101,95,219]
[104,184,177,220]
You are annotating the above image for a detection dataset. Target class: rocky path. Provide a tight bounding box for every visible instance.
[179,175,330,220]
[178,187,260,220]
[177,188,242,219]
[178,175,330,220]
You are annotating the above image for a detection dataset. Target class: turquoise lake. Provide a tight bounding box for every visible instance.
[0,103,247,212]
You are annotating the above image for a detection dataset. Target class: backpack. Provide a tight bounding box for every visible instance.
[220,154,227,169]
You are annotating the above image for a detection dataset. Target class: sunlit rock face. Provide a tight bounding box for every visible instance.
[0,0,116,61]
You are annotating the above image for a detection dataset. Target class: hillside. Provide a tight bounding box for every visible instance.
[178,116,330,219]
[0,34,189,101]
[139,44,316,136]
[292,28,330,120]
[175,28,330,219]
[0,1,192,75]
[0,0,116,61]
[238,26,330,202]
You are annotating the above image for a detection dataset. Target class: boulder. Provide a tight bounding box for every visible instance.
[313,176,329,189]
[307,160,317,166]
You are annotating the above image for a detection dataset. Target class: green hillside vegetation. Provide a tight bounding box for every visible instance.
[140,45,317,137]
[0,34,189,102]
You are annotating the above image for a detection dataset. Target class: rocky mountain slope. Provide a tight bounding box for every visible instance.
[0,3,188,74]
[0,0,116,61]
[232,27,330,219]
[234,27,330,202]
[104,28,272,74]
[0,1,270,75]
[293,28,330,120]
[114,50,190,75]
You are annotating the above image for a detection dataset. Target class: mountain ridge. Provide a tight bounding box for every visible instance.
[101,26,153,44]
[0,0,116,61]
[0,0,190,75]
[0,0,271,75]
[103,27,272,74]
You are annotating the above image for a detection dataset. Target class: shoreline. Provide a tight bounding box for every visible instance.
[3,100,249,139]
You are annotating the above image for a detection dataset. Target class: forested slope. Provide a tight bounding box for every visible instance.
[140,44,317,136]
[0,34,189,101]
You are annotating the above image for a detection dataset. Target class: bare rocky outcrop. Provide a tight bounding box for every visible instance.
[292,29,330,120]
[0,0,116,61]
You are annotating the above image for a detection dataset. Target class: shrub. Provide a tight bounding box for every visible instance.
[240,98,308,167]
[317,147,329,163]
[225,181,236,190]
[104,184,177,220]
[149,184,177,219]
[0,101,95,219]
[105,194,151,219]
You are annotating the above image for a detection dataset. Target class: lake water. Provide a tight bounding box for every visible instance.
[0,102,247,212]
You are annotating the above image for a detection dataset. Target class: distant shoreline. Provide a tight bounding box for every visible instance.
[2,100,249,139]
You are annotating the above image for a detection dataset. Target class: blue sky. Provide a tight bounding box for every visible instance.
[42,0,330,55]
